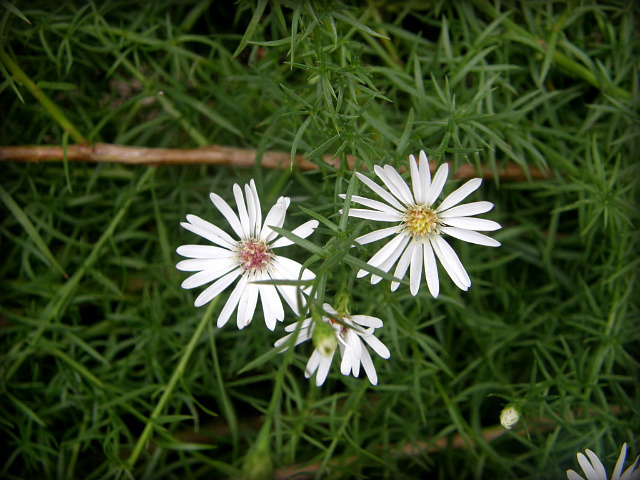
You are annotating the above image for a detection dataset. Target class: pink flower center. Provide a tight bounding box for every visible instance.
[238,239,272,272]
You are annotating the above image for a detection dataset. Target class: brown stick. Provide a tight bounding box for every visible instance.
[0,143,550,181]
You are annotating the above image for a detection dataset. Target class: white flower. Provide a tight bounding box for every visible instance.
[274,304,390,386]
[567,443,640,480]
[342,150,501,297]
[499,405,520,429]
[176,180,318,330]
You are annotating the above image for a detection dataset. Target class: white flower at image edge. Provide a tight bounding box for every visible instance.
[342,150,501,297]
[567,443,640,480]
[274,304,390,386]
[176,180,318,330]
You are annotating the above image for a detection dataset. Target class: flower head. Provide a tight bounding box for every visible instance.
[274,304,390,386]
[342,150,501,297]
[499,405,520,429]
[567,443,640,480]
[176,180,317,330]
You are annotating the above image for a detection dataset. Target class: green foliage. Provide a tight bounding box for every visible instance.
[1,1,638,479]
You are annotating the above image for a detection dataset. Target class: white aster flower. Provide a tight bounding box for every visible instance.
[342,150,501,297]
[176,179,318,330]
[567,443,640,480]
[274,304,390,386]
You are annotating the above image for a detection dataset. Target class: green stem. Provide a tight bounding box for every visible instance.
[469,0,632,101]
[0,46,87,143]
[125,299,218,469]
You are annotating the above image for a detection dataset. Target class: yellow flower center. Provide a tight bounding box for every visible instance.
[238,239,272,272]
[403,205,439,237]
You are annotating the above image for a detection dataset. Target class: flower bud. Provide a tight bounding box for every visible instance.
[312,320,337,357]
[500,405,520,429]
[243,438,273,480]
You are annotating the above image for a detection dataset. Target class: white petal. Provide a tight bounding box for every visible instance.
[261,197,289,241]
[438,201,494,218]
[193,268,242,307]
[409,240,423,296]
[566,471,586,480]
[585,450,607,480]
[340,345,354,375]
[357,233,407,278]
[323,304,337,316]
[346,208,402,222]
[305,350,322,377]
[272,256,314,315]
[284,318,314,333]
[409,154,423,203]
[271,219,319,248]
[391,242,415,291]
[237,283,259,329]
[418,150,432,201]
[258,281,285,331]
[441,216,501,231]
[426,163,449,207]
[362,334,390,360]
[233,184,251,238]
[431,236,471,291]
[440,226,501,247]
[359,345,377,385]
[374,165,413,205]
[217,275,247,328]
[370,235,410,284]
[437,178,482,212]
[613,445,627,480]
[176,245,234,259]
[423,242,439,298]
[244,184,257,237]
[622,460,640,480]
[176,258,230,272]
[384,165,415,205]
[577,452,601,480]
[250,180,262,237]
[182,215,237,249]
[340,194,404,216]
[350,315,383,329]
[181,260,238,289]
[315,352,334,386]
[355,172,405,211]
[209,192,244,239]
[355,226,401,246]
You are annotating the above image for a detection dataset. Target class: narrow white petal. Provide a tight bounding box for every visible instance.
[258,282,285,330]
[361,334,391,359]
[284,318,313,333]
[613,445,627,480]
[176,245,234,259]
[323,304,338,315]
[437,178,482,212]
[426,163,449,207]
[340,347,353,375]
[194,268,242,307]
[217,275,247,328]
[176,258,229,272]
[409,240,424,296]
[355,226,401,246]
[374,165,413,205]
[418,150,432,201]
[181,260,238,289]
[271,220,319,248]
[237,283,259,329]
[370,235,411,284]
[391,242,415,291]
[441,216,501,231]
[340,194,404,216]
[409,154,423,203]
[250,180,262,236]
[577,452,601,480]
[347,329,362,360]
[244,184,257,236]
[346,208,402,222]
[423,242,439,298]
[209,192,245,239]
[233,184,251,238]
[315,352,334,386]
[305,350,322,377]
[566,471,586,480]
[261,197,289,241]
[440,226,501,247]
[272,256,314,314]
[359,346,377,385]
[438,201,494,218]
[182,214,237,249]
[350,315,383,329]
[357,233,406,278]
[383,165,415,205]
[355,172,405,211]
[431,236,470,291]
[586,450,608,480]
[621,459,640,480]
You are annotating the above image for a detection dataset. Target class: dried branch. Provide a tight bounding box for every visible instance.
[0,143,551,181]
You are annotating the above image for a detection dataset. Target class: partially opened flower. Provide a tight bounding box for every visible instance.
[567,443,640,480]
[176,180,317,330]
[274,304,390,386]
[342,150,501,297]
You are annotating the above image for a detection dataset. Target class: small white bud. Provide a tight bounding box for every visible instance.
[312,321,337,357]
[500,405,520,429]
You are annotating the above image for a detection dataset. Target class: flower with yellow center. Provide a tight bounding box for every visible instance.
[341,150,501,297]
[176,180,318,330]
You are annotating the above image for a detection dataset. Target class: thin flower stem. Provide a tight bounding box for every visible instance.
[0,143,551,181]
[0,46,87,144]
[125,299,218,470]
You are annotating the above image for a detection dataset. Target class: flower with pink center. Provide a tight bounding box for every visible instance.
[176,180,318,330]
